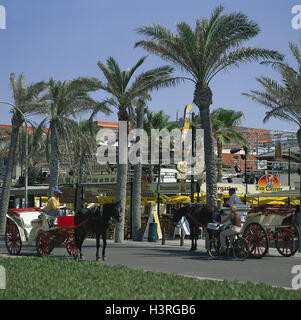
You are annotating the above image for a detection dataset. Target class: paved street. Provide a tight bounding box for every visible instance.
[1,237,301,290]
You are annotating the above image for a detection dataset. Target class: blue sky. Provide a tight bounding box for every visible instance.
[0,0,300,131]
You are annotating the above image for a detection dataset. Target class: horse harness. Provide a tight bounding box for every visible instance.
[185,204,204,227]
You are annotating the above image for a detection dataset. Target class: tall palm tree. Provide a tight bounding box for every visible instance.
[130,103,179,241]
[130,98,146,241]
[0,73,47,234]
[211,108,248,182]
[97,56,180,242]
[243,41,301,150]
[38,77,104,199]
[135,5,283,205]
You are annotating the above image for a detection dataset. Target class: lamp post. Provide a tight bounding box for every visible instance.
[190,112,196,204]
[243,146,248,204]
[0,101,28,207]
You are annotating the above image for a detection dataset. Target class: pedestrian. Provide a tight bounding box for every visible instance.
[228,188,241,207]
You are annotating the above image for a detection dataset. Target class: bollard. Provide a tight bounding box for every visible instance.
[180,229,184,246]
[162,227,165,245]
[148,222,158,242]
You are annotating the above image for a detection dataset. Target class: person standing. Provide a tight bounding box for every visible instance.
[228,188,241,207]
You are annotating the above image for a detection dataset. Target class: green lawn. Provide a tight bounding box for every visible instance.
[0,256,300,300]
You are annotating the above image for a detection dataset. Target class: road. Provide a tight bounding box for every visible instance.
[1,238,300,289]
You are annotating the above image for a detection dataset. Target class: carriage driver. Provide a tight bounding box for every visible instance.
[220,205,241,254]
[44,188,66,226]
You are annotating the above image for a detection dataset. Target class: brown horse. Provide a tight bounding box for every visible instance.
[74,201,122,261]
[173,204,213,251]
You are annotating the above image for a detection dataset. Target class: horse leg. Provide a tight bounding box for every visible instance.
[192,227,197,251]
[96,233,101,262]
[190,228,195,251]
[79,233,86,260]
[102,233,107,261]
[74,230,81,261]
[77,230,86,260]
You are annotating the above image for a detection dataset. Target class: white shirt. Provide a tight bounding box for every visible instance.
[229,193,241,207]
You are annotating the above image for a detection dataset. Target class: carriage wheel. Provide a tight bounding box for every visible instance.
[243,223,269,259]
[275,225,299,257]
[233,237,250,261]
[66,234,76,256]
[48,236,55,255]
[5,222,22,255]
[36,233,50,257]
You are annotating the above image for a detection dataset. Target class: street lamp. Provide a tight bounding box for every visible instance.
[243,146,248,204]
[0,101,28,207]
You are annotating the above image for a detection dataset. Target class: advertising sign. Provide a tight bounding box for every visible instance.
[256,174,282,192]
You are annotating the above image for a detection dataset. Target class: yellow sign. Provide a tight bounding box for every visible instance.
[153,210,162,239]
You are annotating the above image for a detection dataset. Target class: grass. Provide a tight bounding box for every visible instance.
[0,256,300,300]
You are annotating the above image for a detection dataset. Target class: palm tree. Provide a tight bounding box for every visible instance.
[143,109,179,183]
[135,5,283,205]
[70,119,102,211]
[211,108,248,182]
[0,132,10,182]
[243,41,301,151]
[97,56,179,242]
[0,73,47,234]
[130,104,179,241]
[143,109,179,134]
[38,77,104,199]
[16,119,48,185]
[130,99,146,241]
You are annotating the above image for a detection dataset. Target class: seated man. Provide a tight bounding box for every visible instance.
[219,205,241,254]
[44,188,65,226]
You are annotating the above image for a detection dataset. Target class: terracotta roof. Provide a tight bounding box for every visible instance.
[0,124,36,132]
[95,121,119,128]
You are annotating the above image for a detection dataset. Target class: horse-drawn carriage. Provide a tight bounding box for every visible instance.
[5,208,76,257]
[241,204,299,258]
[174,203,300,259]
[5,201,122,261]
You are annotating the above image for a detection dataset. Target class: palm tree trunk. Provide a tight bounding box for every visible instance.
[217,140,223,183]
[0,116,22,235]
[297,127,301,152]
[115,119,128,243]
[115,163,127,242]
[48,120,59,199]
[131,101,145,241]
[193,84,217,205]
